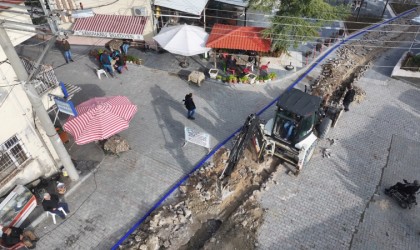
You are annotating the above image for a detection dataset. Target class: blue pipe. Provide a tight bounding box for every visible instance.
[111,8,416,250]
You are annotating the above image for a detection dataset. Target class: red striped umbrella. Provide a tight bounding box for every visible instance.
[63,96,137,145]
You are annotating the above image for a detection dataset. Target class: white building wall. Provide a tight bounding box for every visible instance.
[0,4,58,196]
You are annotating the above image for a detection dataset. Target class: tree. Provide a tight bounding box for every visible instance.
[248,0,349,54]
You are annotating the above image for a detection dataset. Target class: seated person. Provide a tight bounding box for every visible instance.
[121,40,130,54]
[111,50,121,59]
[283,120,295,140]
[113,55,126,74]
[42,192,70,219]
[1,226,38,249]
[99,51,114,77]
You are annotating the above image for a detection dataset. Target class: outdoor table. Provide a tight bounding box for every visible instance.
[188,71,205,86]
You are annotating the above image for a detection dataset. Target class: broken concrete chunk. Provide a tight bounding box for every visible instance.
[146,236,160,250]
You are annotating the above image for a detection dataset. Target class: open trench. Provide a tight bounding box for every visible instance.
[179,155,280,250]
[121,12,420,250]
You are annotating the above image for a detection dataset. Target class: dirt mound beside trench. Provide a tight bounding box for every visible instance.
[120,148,280,250]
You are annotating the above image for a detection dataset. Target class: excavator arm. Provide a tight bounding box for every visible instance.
[220,114,265,179]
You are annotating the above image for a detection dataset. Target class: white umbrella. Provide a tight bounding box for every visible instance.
[153,24,211,57]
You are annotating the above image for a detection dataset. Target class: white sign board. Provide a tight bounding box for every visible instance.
[184,127,210,149]
[74,30,144,40]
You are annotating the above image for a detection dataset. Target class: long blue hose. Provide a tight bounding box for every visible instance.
[111,8,416,250]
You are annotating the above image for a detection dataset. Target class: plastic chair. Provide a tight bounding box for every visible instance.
[97,69,108,79]
[46,207,67,224]
[0,239,27,250]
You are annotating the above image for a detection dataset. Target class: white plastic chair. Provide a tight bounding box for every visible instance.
[46,207,67,224]
[97,69,108,79]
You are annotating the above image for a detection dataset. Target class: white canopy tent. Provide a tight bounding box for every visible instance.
[153,24,210,67]
[153,24,210,57]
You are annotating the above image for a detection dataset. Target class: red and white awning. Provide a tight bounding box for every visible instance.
[72,14,148,40]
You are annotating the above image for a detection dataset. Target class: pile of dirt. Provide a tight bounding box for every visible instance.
[120,148,278,250]
[310,9,419,105]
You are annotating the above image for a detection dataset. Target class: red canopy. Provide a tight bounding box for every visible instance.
[206,24,271,52]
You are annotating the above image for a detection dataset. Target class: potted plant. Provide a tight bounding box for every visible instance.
[263,75,270,83]
[227,74,235,83]
[233,76,238,83]
[268,72,277,80]
[209,68,219,79]
[216,75,222,82]
[241,75,249,84]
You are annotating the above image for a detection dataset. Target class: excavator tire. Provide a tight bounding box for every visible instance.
[318,117,332,139]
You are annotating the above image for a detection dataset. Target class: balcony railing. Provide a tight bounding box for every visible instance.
[21,57,59,95]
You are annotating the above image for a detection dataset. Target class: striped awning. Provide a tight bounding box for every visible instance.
[72,14,148,40]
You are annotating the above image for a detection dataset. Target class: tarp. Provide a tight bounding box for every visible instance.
[154,0,208,15]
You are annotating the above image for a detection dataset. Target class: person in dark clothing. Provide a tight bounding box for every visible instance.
[99,51,114,77]
[226,55,237,70]
[343,85,356,112]
[1,226,38,249]
[113,55,125,74]
[62,39,74,63]
[42,193,70,219]
[386,180,420,196]
[183,93,196,120]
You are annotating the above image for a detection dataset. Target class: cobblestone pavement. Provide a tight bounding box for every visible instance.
[17,43,292,249]
[17,35,420,249]
[257,46,420,249]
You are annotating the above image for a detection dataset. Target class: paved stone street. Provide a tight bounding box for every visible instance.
[17,43,293,249]
[17,34,420,249]
[257,46,420,249]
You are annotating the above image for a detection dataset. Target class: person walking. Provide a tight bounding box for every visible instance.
[1,226,38,249]
[42,193,70,219]
[184,93,196,120]
[62,39,74,63]
[99,51,114,77]
[343,84,356,112]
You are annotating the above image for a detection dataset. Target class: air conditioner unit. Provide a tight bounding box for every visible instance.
[133,6,148,16]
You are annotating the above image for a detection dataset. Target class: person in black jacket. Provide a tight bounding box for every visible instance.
[1,226,38,249]
[42,193,70,219]
[343,85,356,112]
[183,93,196,120]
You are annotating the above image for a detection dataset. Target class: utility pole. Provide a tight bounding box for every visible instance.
[0,24,79,180]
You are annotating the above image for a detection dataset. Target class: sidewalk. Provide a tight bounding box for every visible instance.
[17,38,301,249]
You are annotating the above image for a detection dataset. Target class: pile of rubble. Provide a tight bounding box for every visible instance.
[311,10,419,105]
[120,148,277,250]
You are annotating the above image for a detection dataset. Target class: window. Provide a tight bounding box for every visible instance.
[0,135,30,179]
